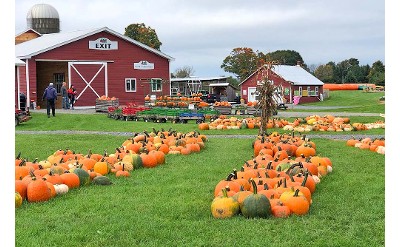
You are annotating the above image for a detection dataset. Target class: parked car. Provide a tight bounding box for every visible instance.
[204,93,221,103]
[15,108,31,126]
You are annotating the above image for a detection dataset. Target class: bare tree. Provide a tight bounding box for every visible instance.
[174,66,195,78]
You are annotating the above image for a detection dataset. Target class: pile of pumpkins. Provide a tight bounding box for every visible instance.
[346,137,385,155]
[15,129,208,208]
[211,132,333,219]
[199,115,385,132]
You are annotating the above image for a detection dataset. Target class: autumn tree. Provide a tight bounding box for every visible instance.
[173,66,195,78]
[314,63,335,82]
[124,23,162,50]
[264,50,304,66]
[221,47,263,81]
[367,60,385,86]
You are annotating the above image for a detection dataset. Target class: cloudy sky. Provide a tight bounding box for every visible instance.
[14,0,385,78]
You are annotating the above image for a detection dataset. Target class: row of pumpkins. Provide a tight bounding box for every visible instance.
[198,115,385,132]
[15,129,208,207]
[97,95,118,101]
[211,132,333,219]
[346,137,385,155]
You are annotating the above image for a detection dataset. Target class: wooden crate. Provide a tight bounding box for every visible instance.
[95,99,119,112]
[247,107,260,116]
[213,106,232,115]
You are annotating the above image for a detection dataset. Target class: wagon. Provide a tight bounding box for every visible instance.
[178,112,205,124]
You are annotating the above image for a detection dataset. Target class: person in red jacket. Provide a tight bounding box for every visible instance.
[68,85,77,109]
[42,82,58,117]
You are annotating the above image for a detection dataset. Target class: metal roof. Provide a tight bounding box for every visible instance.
[15,28,42,37]
[27,3,59,19]
[239,65,324,86]
[15,27,174,61]
[208,83,229,87]
[171,76,228,82]
[15,58,25,66]
[273,65,324,85]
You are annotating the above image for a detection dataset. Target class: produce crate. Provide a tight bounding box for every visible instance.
[95,99,119,112]
[247,107,260,116]
[213,106,232,115]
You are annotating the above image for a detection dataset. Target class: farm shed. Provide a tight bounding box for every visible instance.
[207,82,239,102]
[15,26,174,109]
[239,64,324,104]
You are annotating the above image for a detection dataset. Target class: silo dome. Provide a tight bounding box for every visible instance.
[27,3,60,34]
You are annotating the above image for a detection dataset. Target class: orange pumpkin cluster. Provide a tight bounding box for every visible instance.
[213,101,231,107]
[211,132,333,219]
[15,129,208,207]
[200,115,385,133]
[98,95,118,101]
[346,137,385,155]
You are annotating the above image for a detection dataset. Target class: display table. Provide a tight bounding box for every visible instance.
[95,99,119,112]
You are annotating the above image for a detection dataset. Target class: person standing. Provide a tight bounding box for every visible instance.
[68,85,77,109]
[42,82,57,117]
[61,82,69,109]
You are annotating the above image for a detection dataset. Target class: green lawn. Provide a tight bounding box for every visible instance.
[14,134,385,246]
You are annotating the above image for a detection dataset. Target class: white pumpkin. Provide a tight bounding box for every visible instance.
[376,146,385,155]
[54,184,69,195]
[312,175,321,184]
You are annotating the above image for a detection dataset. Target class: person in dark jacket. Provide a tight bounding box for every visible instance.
[61,82,69,109]
[42,82,58,117]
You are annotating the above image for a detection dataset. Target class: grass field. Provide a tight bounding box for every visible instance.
[13,90,387,246]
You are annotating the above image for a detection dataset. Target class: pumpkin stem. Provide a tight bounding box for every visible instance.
[294,188,301,197]
[221,188,228,198]
[301,172,309,187]
[266,161,273,170]
[19,159,27,167]
[250,178,258,194]
[225,173,235,181]
[232,169,238,179]
[16,151,22,160]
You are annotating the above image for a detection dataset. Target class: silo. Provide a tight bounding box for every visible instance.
[27,3,60,34]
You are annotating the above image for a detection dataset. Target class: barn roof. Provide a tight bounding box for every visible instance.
[15,26,174,61]
[15,58,26,66]
[239,65,324,86]
[15,28,42,37]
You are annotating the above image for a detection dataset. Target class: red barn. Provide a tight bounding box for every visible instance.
[239,64,324,104]
[15,27,174,109]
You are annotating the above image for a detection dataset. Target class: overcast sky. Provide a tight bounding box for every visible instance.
[15,0,385,78]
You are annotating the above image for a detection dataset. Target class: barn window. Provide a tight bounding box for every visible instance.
[125,78,137,92]
[315,86,319,96]
[307,86,312,96]
[298,86,303,96]
[151,78,162,92]
[53,73,65,94]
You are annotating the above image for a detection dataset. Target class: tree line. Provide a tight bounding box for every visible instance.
[122,23,384,86]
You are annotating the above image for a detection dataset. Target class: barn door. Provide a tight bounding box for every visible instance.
[248,87,258,102]
[68,62,108,107]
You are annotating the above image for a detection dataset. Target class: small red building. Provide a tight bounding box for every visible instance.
[239,64,324,104]
[15,27,174,109]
